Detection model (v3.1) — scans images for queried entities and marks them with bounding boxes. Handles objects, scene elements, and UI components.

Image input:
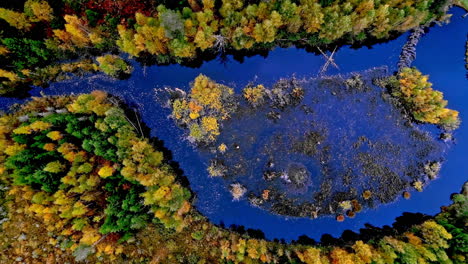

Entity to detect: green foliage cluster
[1,38,52,71]
[0,0,450,95]
[96,54,133,78]
[454,0,468,11]
[435,185,468,264]
[389,67,460,130]
[0,91,191,259]
[171,74,236,144]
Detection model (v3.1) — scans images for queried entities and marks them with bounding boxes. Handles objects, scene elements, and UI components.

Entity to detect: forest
[0,1,466,264]
[0,0,452,95]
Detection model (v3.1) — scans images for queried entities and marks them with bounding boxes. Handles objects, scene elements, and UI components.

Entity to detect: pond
[0,7,466,242]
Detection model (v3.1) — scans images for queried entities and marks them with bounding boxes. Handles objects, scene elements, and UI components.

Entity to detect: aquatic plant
[424,161,442,180]
[346,210,356,218]
[338,200,352,211]
[207,159,227,177]
[173,69,453,219]
[336,214,345,222]
[218,143,228,153]
[230,183,247,201]
[403,191,412,199]
[362,190,372,200]
[243,84,266,106]
[413,180,425,192]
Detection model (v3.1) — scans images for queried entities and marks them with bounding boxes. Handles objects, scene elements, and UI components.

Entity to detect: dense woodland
[0,1,466,263]
[387,67,460,130]
[0,0,454,95]
[0,92,466,263]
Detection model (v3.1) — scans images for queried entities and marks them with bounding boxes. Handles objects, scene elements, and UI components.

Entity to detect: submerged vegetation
[167,68,458,220]
[0,92,466,263]
[0,0,453,95]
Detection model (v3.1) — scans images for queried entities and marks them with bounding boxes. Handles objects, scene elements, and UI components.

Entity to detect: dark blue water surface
[0,8,466,242]
[186,69,448,219]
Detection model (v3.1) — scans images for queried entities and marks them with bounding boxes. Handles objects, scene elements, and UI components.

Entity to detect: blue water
[185,69,448,218]
[0,8,466,242]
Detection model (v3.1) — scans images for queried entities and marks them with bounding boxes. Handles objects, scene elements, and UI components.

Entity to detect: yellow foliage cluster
[60,59,99,73]
[54,15,105,50]
[0,69,19,83]
[67,90,112,116]
[98,165,114,178]
[13,120,52,134]
[243,84,266,105]
[396,67,460,129]
[0,0,53,31]
[24,0,53,22]
[0,46,8,55]
[201,116,220,140]
[0,8,31,30]
[47,130,62,141]
[171,74,235,143]
[191,74,230,110]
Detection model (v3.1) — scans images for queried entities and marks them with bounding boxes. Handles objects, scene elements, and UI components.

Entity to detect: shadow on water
[108,94,194,193]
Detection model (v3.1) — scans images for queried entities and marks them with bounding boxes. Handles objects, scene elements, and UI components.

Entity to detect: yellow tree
[134,13,169,55]
[319,4,352,41]
[371,4,392,38]
[352,240,375,264]
[54,15,104,50]
[299,0,324,33]
[350,0,375,35]
[0,8,31,30]
[295,247,329,264]
[329,248,355,264]
[116,25,141,57]
[24,0,53,22]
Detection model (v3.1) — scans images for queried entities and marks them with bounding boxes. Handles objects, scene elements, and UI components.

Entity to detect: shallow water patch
[166,68,452,220]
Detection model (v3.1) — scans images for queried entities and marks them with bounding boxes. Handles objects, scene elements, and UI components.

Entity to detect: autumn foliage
[0,93,466,263]
[0,0,451,95]
[393,67,460,130]
[171,74,236,144]
[0,91,191,260]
